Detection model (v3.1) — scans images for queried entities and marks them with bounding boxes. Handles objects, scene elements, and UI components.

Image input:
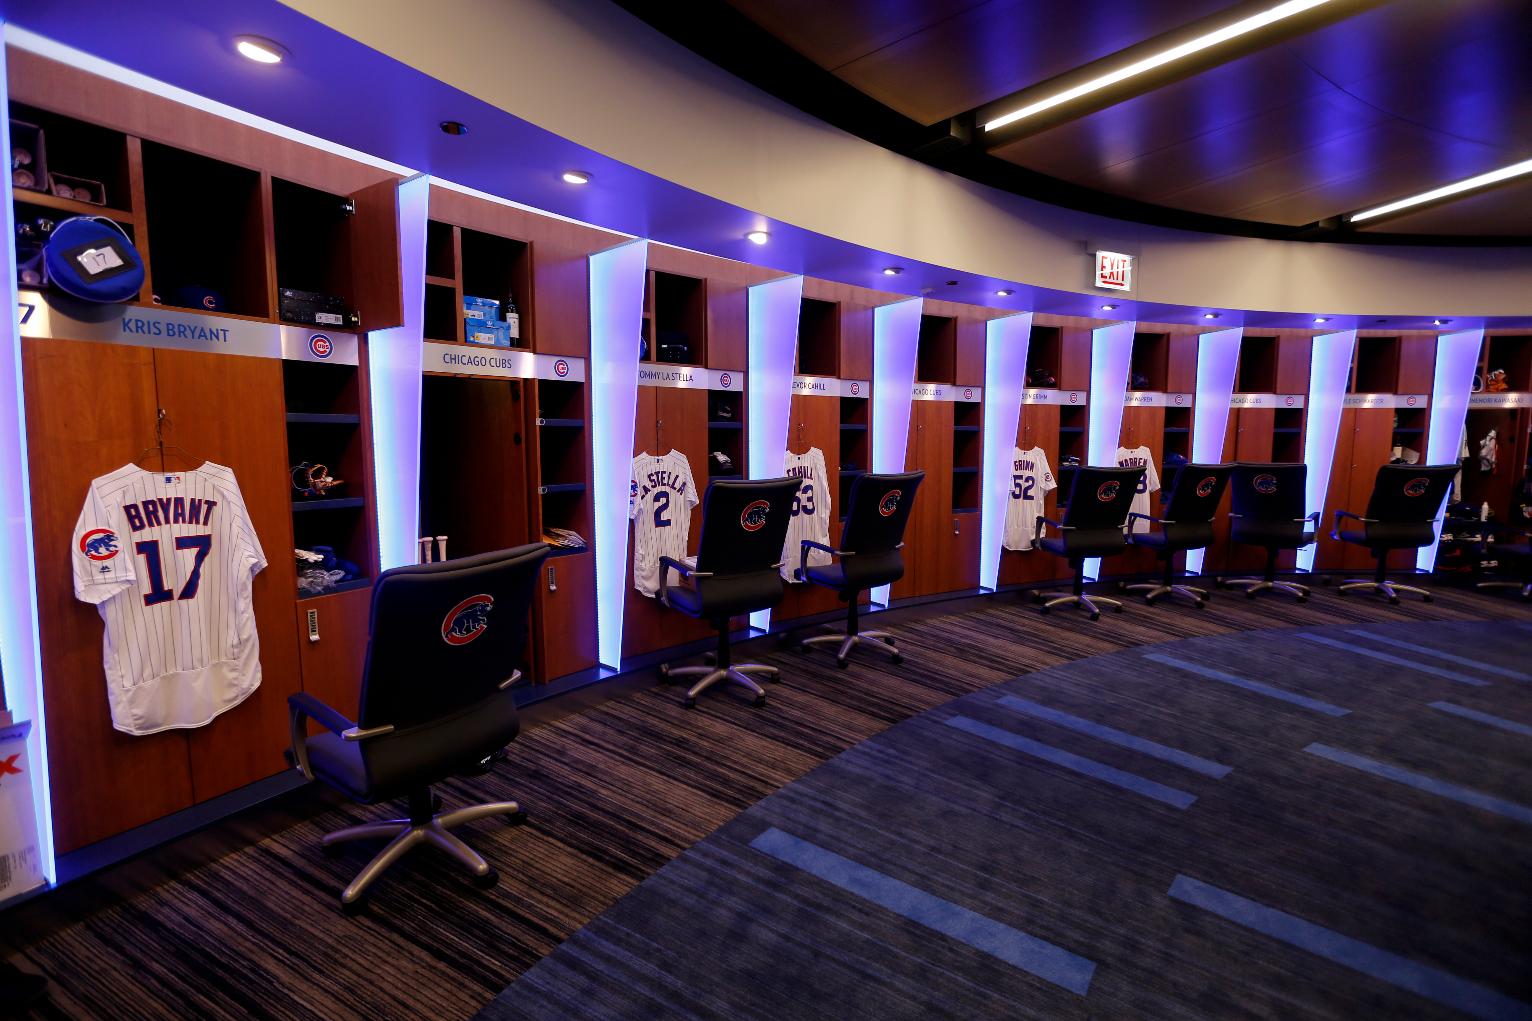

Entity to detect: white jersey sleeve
[74,480,135,605]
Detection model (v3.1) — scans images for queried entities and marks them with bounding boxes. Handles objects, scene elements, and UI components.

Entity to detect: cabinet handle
[547,565,558,593]
[306,608,320,644]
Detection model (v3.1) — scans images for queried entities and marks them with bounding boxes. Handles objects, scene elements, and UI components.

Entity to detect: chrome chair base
[801,628,902,668]
[322,798,523,911]
[1035,590,1122,620]
[1338,578,1432,605]
[1477,579,1532,600]
[1125,581,1208,607]
[659,661,777,707]
[1223,576,1309,601]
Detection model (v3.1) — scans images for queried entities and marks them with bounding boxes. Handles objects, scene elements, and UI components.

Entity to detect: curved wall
[287,0,1532,318]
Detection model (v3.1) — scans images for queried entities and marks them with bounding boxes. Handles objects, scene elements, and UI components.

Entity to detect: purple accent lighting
[1417,329,1483,572]
[1297,329,1357,572]
[870,298,922,606]
[1183,327,1242,576]
[747,274,804,631]
[980,313,1033,592]
[1084,322,1136,581]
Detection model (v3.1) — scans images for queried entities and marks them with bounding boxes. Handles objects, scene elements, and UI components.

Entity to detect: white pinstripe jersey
[781,447,831,582]
[1003,446,1056,551]
[629,451,699,597]
[73,462,267,736]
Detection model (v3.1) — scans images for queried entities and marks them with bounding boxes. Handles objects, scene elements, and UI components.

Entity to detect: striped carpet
[8,587,1532,1020]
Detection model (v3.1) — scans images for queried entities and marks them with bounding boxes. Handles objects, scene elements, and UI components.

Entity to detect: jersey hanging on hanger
[73,462,266,736]
[1003,446,1056,551]
[781,447,831,581]
[1115,445,1160,534]
[629,450,699,596]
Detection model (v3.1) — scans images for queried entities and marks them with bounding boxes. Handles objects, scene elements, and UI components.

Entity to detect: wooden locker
[1000,404,1063,587]
[294,585,372,720]
[534,550,598,681]
[776,393,845,623]
[1316,409,1359,570]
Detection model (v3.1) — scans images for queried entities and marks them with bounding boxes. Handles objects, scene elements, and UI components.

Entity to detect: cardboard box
[465,320,511,347]
[0,720,46,903]
[462,295,500,322]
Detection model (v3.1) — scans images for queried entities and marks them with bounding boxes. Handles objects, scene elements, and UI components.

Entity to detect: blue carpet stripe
[1142,652,1351,717]
[1429,701,1532,739]
[1168,874,1532,1021]
[995,695,1232,779]
[1346,629,1532,681]
[943,715,1197,809]
[749,826,1097,996]
[1304,743,1532,826]
[1298,633,1490,686]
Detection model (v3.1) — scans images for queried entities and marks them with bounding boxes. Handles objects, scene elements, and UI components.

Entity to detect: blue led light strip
[1418,329,1482,572]
[869,299,922,607]
[1083,321,1135,581]
[1183,327,1242,576]
[1296,330,1356,572]
[979,313,1032,592]
[747,275,803,632]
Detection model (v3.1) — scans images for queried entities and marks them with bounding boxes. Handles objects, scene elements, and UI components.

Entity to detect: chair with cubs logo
[657,477,800,707]
[1332,463,1459,603]
[1033,465,1145,620]
[286,542,549,913]
[1221,462,1317,600]
[1125,463,1231,607]
[798,471,924,667]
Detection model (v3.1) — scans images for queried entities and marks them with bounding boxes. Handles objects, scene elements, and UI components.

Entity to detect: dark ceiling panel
[1356,177,1532,236]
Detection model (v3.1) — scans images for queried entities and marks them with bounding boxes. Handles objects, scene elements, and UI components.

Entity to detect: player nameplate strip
[423,342,585,382]
[1467,392,1532,408]
[1229,393,1305,408]
[792,374,869,398]
[636,365,742,391]
[1123,391,1194,408]
[911,383,982,403]
[1022,389,1088,406]
[1343,393,1428,409]
[17,290,358,366]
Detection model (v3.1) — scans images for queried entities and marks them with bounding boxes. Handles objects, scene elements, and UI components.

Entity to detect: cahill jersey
[781,447,832,582]
[1115,445,1160,534]
[629,450,700,596]
[73,462,267,736]
[1003,446,1056,551]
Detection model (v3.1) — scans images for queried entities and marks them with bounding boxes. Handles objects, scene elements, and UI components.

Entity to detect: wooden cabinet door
[894,401,951,599]
[1317,409,1359,570]
[349,178,404,333]
[1347,409,1397,571]
[534,550,597,682]
[295,585,372,719]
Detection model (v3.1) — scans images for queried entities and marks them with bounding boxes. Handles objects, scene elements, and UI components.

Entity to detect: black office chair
[1125,463,1231,607]
[1222,463,1317,601]
[1477,523,1532,600]
[287,543,549,913]
[1034,465,1145,620]
[1333,463,1459,603]
[798,471,924,667]
[658,477,799,707]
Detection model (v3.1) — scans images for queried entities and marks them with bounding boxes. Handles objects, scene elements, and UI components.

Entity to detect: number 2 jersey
[1003,446,1057,551]
[73,462,267,736]
[629,450,699,597]
[781,447,832,582]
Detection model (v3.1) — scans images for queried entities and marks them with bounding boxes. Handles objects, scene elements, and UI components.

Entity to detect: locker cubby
[8,101,132,213]
[1273,407,1305,463]
[707,390,744,478]
[917,314,956,384]
[271,177,358,312]
[1163,406,1191,460]
[418,375,533,561]
[460,227,531,346]
[1484,335,1532,392]
[1352,337,1401,393]
[1026,325,1062,387]
[1130,332,1169,391]
[535,382,591,541]
[838,396,869,520]
[424,282,460,342]
[425,219,456,279]
[796,297,839,376]
[952,401,982,512]
[141,141,269,317]
[1236,335,1277,392]
[1391,407,1427,459]
[1057,405,1087,507]
[283,360,371,597]
[648,271,707,366]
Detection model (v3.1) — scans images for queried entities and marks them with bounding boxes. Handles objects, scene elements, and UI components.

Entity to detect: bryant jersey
[73,463,267,736]
[1115,445,1160,534]
[1003,446,1056,551]
[781,447,832,582]
[629,450,700,596]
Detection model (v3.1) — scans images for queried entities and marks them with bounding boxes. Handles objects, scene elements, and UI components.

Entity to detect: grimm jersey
[73,463,267,736]
[781,447,832,582]
[629,450,699,596]
[1003,446,1056,551]
[1115,445,1160,534]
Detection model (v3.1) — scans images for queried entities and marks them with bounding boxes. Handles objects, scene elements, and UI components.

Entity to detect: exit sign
[1094,250,1133,291]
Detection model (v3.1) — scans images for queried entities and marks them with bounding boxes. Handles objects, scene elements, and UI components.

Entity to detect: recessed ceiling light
[983,0,1335,132]
[1350,158,1532,223]
[1203,313,1220,319]
[882,267,903,276]
[1100,304,1117,311]
[439,121,469,136]
[745,230,770,245]
[996,289,1013,297]
[234,36,287,64]
[946,280,959,286]
[561,170,591,185]
[1313,316,1329,323]
[1432,319,1451,326]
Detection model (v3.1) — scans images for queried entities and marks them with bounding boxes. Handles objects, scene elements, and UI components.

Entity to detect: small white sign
[1343,393,1428,409]
[1123,391,1193,408]
[911,383,982,403]
[424,342,585,381]
[1467,392,1532,408]
[791,375,869,398]
[1022,389,1088,406]
[1094,250,1133,291]
[1229,393,1305,409]
[636,365,741,391]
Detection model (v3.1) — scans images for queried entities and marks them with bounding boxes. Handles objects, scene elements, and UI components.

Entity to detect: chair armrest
[498,668,523,691]
[1034,515,1070,544]
[799,539,848,583]
[1330,509,1372,540]
[1129,512,1172,527]
[287,692,357,781]
[657,555,711,606]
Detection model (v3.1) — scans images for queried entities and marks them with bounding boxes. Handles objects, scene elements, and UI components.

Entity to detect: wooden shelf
[839,422,868,432]
[953,506,979,514]
[297,576,372,600]
[707,420,743,430]
[954,424,980,434]
[952,466,980,474]
[1060,426,1085,434]
[537,417,584,429]
[1163,426,1190,434]
[539,482,586,495]
[292,497,366,512]
[425,274,456,288]
[15,188,135,223]
[287,412,361,426]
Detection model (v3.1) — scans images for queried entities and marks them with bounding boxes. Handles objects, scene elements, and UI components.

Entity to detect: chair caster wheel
[766,672,781,683]
[1246,590,1257,600]
[658,664,673,684]
[1423,595,1434,604]
[682,696,697,709]
[891,654,904,665]
[340,896,367,916]
[753,695,767,708]
[1144,596,1157,606]
[836,657,849,669]
[883,636,896,645]
[1112,604,1123,613]
[473,867,500,890]
[321,841,342,859]
[1031,592,1044,604]
[1089,611,1101,621]
[1389,596,1399,606]
[796,643,810,654]
[507,810,528,826]
[1297,595,1308,603]
[703,653,716,665]
[1202,593,1212,602]
[1194,600,1205,609]
[1039,606,1050,615]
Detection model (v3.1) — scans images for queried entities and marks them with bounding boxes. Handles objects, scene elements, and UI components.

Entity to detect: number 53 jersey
[73,462,267,736]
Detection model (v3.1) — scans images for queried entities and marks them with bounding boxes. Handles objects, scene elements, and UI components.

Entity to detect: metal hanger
[133,408,201,472]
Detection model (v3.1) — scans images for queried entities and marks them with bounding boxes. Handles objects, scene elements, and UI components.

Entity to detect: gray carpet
[479,619,1532,1020]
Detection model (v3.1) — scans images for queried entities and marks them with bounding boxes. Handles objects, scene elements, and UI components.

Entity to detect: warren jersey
[782,447,832,582]
[1003,446,1056,551]
[73,463,267,736]
[1115,445,1160,534]
[629,450,699,596]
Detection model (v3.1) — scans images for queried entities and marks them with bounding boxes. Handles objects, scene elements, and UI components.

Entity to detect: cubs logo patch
[1253,473,1279,495]
[1096,481,1120,502]
[553,358,570,378]
[442,594,494,646]
[1195,476,1218,498]
[849,382,861,396]
[879,490,902,517]
[719,371,733,389]
[740,499,771,532]
[1403,477,1430,497]
[963,387,973,400]
[308,333,333,359]
[202,294,217,310]
[80,528,120,562]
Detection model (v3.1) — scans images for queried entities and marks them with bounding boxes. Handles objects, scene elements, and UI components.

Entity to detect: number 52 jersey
[73,462,267,736]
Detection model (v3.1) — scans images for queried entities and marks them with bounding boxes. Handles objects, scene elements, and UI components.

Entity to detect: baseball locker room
[1,3,1530,1019]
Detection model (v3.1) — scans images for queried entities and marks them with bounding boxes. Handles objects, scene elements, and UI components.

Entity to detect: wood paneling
[776,393,848,623]
[893,400,955,599]
[533,551,598,682]
[1000,403,1065,587]
[531,241,594,358]
[348,178,404,334]
[293,586,372,721]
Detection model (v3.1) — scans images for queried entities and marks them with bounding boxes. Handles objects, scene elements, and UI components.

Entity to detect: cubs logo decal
[1253,473,1278,494]
[1195,476,1218,498]
[740,499,771,532]
[878,490,902,517]
[553,358,570,378]
[963,387,973,400]
[79,528,120,561]
[849,382,861,396]
[1068,392,1080,404]
[442,594,494,646]
[1403,477,1430,497]
[308,333,333,359]
[719,371,733,389]
[1285,395,1296,407]
[1406,395,1417,407]
[202,294,217,310]
[1096,481,1120,502]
